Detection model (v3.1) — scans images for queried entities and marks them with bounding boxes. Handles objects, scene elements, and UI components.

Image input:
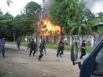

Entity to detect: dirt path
[0,44,81,77]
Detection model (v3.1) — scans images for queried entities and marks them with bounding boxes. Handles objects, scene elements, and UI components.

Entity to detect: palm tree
[70,9,98,35]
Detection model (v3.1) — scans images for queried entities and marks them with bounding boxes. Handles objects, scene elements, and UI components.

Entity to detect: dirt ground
[0,44,82,77]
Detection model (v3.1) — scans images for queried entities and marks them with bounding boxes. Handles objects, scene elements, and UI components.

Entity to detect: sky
[0,0,42,16]
[0,0,103,16]
[85,0,103,13]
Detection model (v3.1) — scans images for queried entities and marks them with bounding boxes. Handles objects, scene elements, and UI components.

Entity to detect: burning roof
[40,17,61,36]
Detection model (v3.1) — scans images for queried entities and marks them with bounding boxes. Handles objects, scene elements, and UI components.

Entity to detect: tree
[22,1,41,35]
[97,12,103,33]
[50,0,98,36]
[50,0,67,36]
[50,0,87,36]
[70,8,99,35]
[0,12,13,38]
[98,12,103,22]
[66,0,88,35]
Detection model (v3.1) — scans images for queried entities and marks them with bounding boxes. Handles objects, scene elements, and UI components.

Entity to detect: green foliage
[97,12,103,33]
[20,1,41,35]
[98,12,103,21]
[0,1,41,40]
[24,1,41,22]
[78,46,93,53]
[46,43,72,51]
[97,27,103,33]
[46,43,93,53]
[0,12,14,38]
[0,71,5,77]
[50,0,99,35]
[50,0,86,35]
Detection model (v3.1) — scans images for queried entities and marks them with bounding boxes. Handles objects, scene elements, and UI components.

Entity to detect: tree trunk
[60,27,63,40]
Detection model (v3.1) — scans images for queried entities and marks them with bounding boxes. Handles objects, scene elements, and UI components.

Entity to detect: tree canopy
[0,1,41,41]
[50,0,99,35]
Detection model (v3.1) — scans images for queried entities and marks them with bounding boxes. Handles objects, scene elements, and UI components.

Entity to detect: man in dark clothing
[0,38,5,58]
[27,38,31,50]
[16,38,21,50]
[29,39,37,56]
[38,41,44,61]
[56,39,64,57]
[80,40,86,59]
[42,39,46,56]
[2,48,5,58]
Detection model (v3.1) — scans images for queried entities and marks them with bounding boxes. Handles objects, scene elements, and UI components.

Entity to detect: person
[16,38,21,50]
[29,39,37,56]
[38,40,44,61]
[79,40,86,59]
[1,38,5,58]
[27,38,31,50]
[42,39,46,56]
[60,41,64,55]
[56,39,64,57]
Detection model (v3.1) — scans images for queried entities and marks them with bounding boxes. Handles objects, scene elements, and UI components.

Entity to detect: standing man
[27,38,31,50]
[56,38,64,57]
[16,38,21,50]
[42,39,46,56]
[29,39,37,56]
[1,38,5,58]
[79,40,86,59]
[38,40,44,61]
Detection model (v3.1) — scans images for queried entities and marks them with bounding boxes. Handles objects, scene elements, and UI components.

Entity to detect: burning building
[38,0,61,36]
[36,0,62,43]
[40,17,61,36]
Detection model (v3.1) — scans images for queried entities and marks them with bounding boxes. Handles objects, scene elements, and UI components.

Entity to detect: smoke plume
[42,0,54,18]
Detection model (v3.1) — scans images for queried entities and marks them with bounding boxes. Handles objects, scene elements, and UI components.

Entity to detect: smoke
[42,0,54,18]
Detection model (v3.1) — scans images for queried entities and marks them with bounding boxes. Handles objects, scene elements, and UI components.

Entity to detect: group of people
[26,38,65,61]
[1,36,87,60]
[26,38,46,61]
[1,36,88,60]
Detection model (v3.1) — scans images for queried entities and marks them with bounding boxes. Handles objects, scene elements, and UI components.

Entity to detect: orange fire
[40,18,61,36]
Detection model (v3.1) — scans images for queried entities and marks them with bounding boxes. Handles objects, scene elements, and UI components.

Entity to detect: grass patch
[7,41,28,47]
[77,46,93,53]
[6,41,93,53]
[46,43,71,50]
[0,71,5,77]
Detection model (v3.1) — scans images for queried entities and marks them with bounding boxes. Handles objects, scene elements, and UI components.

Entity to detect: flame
[40,18,61,36]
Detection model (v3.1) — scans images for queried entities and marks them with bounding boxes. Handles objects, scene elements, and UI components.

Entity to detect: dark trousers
[17,44,20,49]
[2,48,5,57]
[80,49,86,59]
[60,47,64,55]
[38,49,43,60]
[56,47,63,57]
[29,48,36,56]
[43,47,46,56]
